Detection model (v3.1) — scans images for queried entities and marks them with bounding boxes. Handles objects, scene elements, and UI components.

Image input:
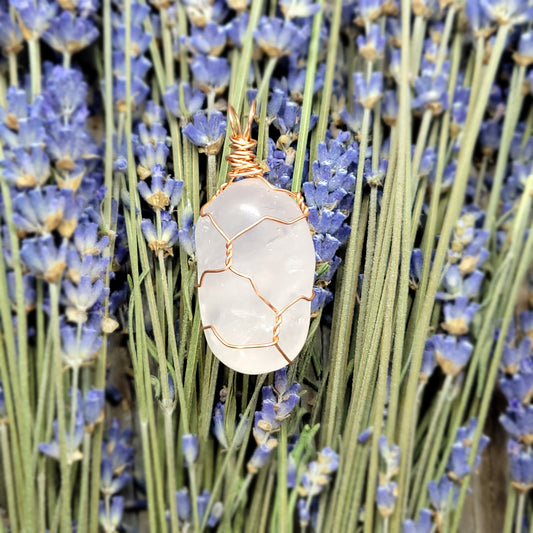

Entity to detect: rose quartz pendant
[195,177,315,374]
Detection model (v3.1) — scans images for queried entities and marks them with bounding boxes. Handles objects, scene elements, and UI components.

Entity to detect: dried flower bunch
[0,0,532,531]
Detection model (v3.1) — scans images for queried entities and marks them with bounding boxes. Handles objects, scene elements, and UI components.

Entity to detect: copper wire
[197,100,314,364]
[225,101,264,182]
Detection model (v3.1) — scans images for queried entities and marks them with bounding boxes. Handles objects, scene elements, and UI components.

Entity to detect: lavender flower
[183,434,199,466]
[163,82,205,119]
[98,496,124,531]
[178,202,196,258]
[137,165,184,210]
[254,16,310,58]
[499,404,533,445]
[191,54,231,95]
[10,0,57,39]
[298,447,339,497]
[428,475,459,514]
[20,235,68,283]
[39,412,84,464]
[403,509,434,533]
[446,419,489,482]
[174,488,223,529]
[182,111,226,154]
[141,215,180,256]
[377,482,398,518]
[247,441,278,474]
[431,334,473,377]
[508,439,533,492]
[441,297,480,336]
[42,10,99,55]
[252,368,300,446]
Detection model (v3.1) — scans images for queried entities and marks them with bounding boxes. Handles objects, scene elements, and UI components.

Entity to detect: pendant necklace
[195,102,315,374]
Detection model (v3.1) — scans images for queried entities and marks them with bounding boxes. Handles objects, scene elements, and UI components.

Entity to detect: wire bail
[225,101,264,182]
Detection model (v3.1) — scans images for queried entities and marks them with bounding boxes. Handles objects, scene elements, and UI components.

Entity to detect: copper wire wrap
[197,101,314,364]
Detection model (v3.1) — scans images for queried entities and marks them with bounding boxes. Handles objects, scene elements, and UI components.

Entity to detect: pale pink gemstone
[195,178,315,374]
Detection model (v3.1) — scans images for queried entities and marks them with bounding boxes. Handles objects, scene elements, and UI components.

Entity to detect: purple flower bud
[247,442,277,473]
[376,482,398,518]
[427,476,458,513]
[403,508,433,533]
[176,488,191,521]
[182,111,226,155]
[83,389,105,426]
[182,434,199,466]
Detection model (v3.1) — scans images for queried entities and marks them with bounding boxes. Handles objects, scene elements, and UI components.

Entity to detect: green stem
[277,425,289,533]
[76,432,92,533]
[8,52,17,88]
[0,424,19,532]
[207,153,217,200]
[451,190,533,531]
[484,64,526,236]
[291,0,323,192]
[163,410,180,533]
[409,375,453,513]
[514,491,526,533]
[313,0,342,145]
[255,56,278,160]
[50,283,71,533]
[322,107,371,446]
[503,486,516,533]
[392,23,510,530]
[188,463,201,533]
[28,38,41,97]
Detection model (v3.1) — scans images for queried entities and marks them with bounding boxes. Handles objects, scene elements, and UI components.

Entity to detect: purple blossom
[163,82,205,118]
[183,434,199,466]
[61,323,102,367]
[186,21,227,56]
[7,272,36,312]
[174,488,223,528]
[39,412,84,464]
[376,482,398,518]
[62,274,109,321]
[191,54,231,94]
[254,16,310,58]
[0,13,23,53]
[0,383,6,419]
[137,166,184,210]
[508,439,533,492]
[403,509,434,533]
[357,23,386,61]
[441,297,480,335]
[427,476,459,513]
[20,235,68,283]
[42,11,99,55]
[178,202,196,258]
[182,111,226,154]
[436,266,484,301]
[100,457,132,495]
[99,496,124,531]
[499,404,533,444]
[82,389,105,426]
[412,73,448,115]
[446,419,489,481]
[140,215,180,256]
[10,0,57,38]
[225,12,249,47]
[431,334,473,377]
[247,442,277,473]
[298,447,339,497]
[353,72,383,109]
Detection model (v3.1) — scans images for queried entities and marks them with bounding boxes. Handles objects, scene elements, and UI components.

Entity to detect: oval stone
[195,178,315,374]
